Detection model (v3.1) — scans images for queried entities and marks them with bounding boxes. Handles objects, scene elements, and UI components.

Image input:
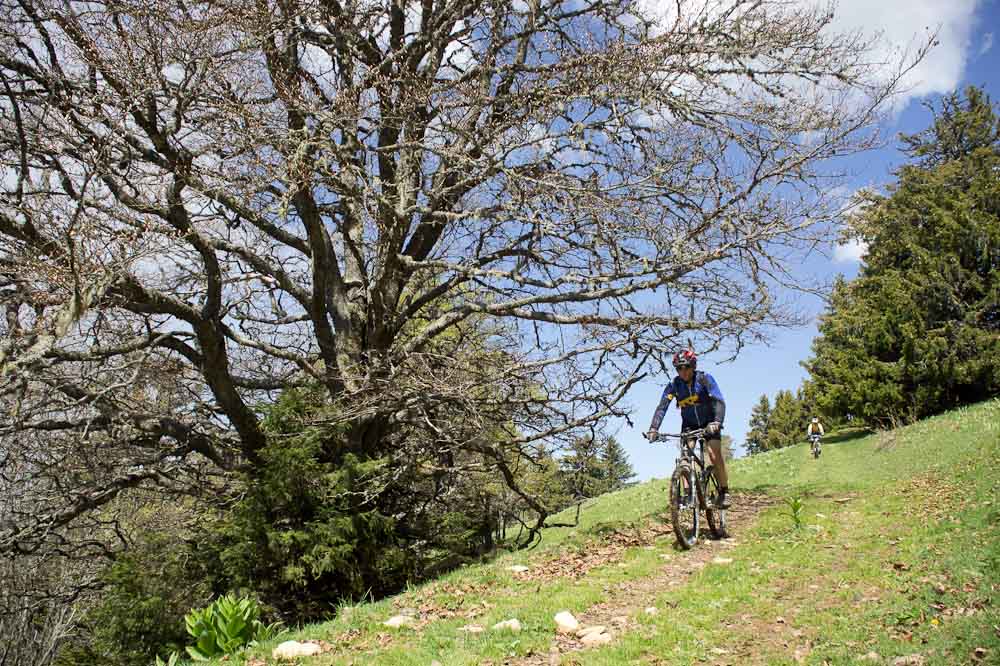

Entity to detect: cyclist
[807,416,825,456]
[644,349,730,508]
[807,416,825,439]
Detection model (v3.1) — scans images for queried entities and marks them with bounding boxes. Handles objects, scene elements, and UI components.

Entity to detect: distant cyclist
[644,349,730,508]
[807,417,825,457]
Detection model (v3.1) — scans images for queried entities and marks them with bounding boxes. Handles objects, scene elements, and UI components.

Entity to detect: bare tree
[0,0,925,564]
[0,546,89,666]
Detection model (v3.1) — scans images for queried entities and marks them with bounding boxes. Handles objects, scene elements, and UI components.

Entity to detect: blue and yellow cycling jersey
[649,372,725,432]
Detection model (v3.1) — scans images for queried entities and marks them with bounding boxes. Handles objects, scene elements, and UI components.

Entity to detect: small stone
[507,564,530,573]
[611,615,628,626]
[383,614,415,628]
[712,557,734,565]
[431,661,442,666]
[860,653,882,663]
[492,618,522,632]
[580,631,613,646]
[644,606,658,616]
[554,610,580,633]
[576,625,606,638]
[272,641,322,660]
[711,647,729,655]
[458,624,484,633]
[892,656,925,666]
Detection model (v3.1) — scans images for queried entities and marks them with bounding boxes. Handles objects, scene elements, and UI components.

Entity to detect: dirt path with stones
[508,491,777,666]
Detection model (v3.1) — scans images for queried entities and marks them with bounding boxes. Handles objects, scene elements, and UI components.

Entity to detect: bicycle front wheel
[704,468,728,539]
[670,464,699,549]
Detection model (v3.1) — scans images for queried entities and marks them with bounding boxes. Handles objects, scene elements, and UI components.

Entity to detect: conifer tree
[805,86,1000,426]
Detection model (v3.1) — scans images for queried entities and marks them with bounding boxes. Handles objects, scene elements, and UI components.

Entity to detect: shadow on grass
[822,427,873,445]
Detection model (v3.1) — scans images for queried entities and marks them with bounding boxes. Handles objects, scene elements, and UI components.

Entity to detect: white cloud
[980,32,994,55]
[834,238,868,263]
[810,0,982,107]
[631,0,983,110]
[161,63,185,85]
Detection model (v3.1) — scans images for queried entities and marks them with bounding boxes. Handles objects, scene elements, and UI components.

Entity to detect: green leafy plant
[183,595,283,661]
[783,496,805,530]
[154,653,181,666]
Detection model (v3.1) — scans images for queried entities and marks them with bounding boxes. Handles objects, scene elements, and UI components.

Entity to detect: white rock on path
[554,610,580,633]
[272,641,323,660]
[712,556,734,565]
[492,618,522,632]
[383,614,416,628]
[576,625,606,638]
[644,606,658,616]
[580,631,613,646]
[507,564,530,573]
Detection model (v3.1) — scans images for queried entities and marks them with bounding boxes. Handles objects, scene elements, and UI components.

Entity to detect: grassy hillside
[204,400,1000,665]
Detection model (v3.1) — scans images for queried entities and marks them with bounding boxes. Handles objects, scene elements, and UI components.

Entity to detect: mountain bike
[651,428,728,549]
[809,434,822,458]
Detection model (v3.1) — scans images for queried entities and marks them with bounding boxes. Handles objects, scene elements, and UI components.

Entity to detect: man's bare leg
[707,438,728,487]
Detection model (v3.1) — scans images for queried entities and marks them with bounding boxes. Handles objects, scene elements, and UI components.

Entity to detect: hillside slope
[208,400,1000,666]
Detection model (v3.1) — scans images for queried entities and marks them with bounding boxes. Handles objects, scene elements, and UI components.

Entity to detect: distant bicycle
[651,427,728,549]
[809,434,822,459]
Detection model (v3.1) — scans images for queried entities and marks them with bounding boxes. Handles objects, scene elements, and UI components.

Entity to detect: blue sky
[617,0,1000,480]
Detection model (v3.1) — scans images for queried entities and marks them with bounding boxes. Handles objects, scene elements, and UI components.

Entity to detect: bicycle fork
[675,460,697,509]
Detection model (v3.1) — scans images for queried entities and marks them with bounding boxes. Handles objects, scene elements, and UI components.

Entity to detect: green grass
[200,400,1000,665]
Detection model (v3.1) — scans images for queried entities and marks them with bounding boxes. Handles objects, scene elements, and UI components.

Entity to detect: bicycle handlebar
[649,428,707,442]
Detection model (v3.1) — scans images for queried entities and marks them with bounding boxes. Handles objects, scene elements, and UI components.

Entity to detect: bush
[55,536,211,666]
[205,389,416,620]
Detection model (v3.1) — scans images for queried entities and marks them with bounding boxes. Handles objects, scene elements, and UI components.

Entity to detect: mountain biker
[806,417,825,438]
[644,349,730,508]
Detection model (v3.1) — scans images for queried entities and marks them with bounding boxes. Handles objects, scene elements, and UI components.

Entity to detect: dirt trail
[509,492,777,666]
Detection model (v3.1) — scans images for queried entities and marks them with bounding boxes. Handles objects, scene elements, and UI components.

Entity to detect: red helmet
[672,349,697,369]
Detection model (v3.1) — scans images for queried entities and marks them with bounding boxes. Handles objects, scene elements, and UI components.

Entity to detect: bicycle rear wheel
[704,467,728,539]
[670,464,699,549]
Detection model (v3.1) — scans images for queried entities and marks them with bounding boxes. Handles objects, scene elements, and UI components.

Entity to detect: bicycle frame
[655,428,713,508]
[656,429,710,476]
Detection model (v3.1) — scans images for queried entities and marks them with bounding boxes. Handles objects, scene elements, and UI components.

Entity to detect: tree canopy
[0,1,925,656]
[744,388,807,454]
